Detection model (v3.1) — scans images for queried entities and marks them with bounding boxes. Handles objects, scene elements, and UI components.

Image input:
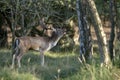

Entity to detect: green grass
[0,48,120,80]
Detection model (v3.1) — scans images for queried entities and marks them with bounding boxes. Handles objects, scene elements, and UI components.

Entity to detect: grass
[0,47,120,80]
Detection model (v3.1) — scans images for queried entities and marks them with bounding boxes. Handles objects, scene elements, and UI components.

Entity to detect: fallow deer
[11,27,66,68]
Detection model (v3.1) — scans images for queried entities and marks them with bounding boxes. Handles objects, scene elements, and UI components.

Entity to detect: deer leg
[16,51,24,68]
[11,54,16,69]
[40,50,44,66]
[17,54,23,68]
[11,48,19,69]
[17,57,21,68]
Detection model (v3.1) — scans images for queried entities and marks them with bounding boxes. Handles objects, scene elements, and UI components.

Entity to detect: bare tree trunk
[76,0,86,62]
[76,0,92,63]
[21,13,25,36]
[82,0,93,62]
[109,0,117,61]
[11,8,15,50]
[87,0,111,67]
[0,12,9,48]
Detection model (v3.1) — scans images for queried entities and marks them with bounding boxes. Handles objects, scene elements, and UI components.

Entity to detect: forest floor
[0,46,120,80]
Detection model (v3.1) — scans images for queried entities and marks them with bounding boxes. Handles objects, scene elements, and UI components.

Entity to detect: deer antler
[39,18,56,31]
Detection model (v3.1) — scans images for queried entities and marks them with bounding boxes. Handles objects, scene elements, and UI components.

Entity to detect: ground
[0,48,120,80]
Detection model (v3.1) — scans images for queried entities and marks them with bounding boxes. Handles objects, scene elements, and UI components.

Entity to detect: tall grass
[0,48,120,80]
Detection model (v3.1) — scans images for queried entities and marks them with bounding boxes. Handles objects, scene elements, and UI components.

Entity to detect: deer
[11,27,66,68]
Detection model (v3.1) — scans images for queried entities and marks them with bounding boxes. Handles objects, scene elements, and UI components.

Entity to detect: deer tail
[12,39,20,56]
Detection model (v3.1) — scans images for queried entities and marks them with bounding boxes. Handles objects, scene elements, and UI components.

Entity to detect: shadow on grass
[0,49,81,80]
[0,49,12,67]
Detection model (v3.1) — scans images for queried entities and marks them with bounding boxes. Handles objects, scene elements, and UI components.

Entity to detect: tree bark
[82,0,93,62]
[109,0,117,61]
[0,11,8,47]
[11,8,15,50]
[87,0,111,67]
[76,0,92,63]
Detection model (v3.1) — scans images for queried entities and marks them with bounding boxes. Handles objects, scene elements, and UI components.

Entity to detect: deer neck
[47,33,63,50]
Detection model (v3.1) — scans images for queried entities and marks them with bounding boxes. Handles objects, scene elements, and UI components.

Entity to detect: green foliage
[114,41,120,67]
[0,68,39,80]
[63,65,114,80]
[0,48,120,80]
[0,0,77,38]
[0,0,76,26]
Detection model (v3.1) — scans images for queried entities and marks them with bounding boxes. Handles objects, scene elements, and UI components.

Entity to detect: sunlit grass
[0,47,120,80]
[45,51,76,58]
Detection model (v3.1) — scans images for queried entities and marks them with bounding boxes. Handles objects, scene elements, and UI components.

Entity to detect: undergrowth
[0,47,120,80]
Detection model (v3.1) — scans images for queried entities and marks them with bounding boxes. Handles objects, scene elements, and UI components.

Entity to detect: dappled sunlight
[0,49,81,80]
[45,51,76,58]
[0,49,120,80]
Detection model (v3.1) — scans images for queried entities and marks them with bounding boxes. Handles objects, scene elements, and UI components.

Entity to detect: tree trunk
[11,8,15,50]
[109,0,117,61]
[87,0,111,67]
[82,0,93,62]
[0,12,8,47]
[76,0,92,63]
